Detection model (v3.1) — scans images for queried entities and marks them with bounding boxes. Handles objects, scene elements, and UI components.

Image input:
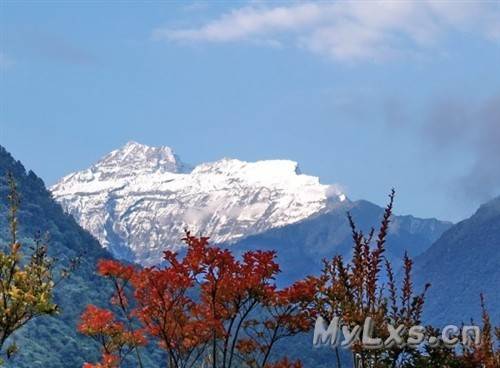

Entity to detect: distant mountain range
[51,141,449,269]
[1,143,498,367]
[51,141,346,264]
[228,199,451,284]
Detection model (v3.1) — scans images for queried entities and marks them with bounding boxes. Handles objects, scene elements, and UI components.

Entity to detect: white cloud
[154,0,500,62]
[155,3,324,42]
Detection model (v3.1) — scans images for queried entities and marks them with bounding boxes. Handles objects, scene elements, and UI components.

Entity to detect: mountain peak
[51,143,347,264]
[93,141,190,178]
[472,194,500,222]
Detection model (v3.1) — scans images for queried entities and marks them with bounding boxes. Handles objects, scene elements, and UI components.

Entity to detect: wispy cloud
[424,95,500,202]
[0,52,14,69]
[154,1,500,62]
[181,2,211,13]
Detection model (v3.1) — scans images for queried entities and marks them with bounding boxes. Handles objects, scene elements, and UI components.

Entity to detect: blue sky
[1,1,499,222]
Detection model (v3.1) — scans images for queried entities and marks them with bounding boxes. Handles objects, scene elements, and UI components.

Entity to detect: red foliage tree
[78,304,146,367]
[78,232,317,368]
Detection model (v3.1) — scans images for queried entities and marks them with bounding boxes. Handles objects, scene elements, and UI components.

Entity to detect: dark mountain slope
[229,199,451,284]
[0,146,159,367]
[414,196,500,326]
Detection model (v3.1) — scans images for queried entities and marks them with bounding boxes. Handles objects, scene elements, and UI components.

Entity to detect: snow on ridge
[94,140,190,176]
[51,142,347,265]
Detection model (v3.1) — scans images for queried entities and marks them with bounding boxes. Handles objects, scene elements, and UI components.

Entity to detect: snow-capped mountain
[51,141,346,265]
